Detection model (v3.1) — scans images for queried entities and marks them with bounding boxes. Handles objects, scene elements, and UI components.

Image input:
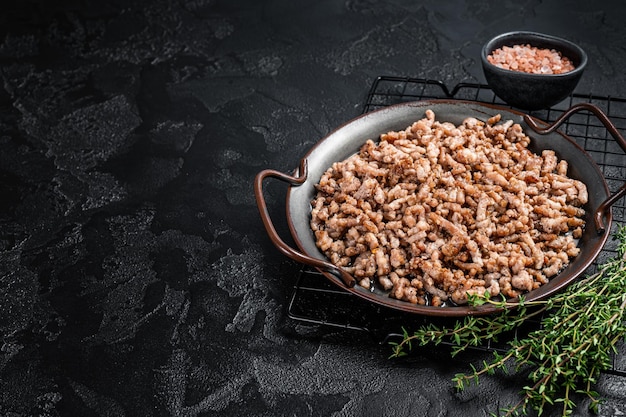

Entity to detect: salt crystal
[488,44,575,74]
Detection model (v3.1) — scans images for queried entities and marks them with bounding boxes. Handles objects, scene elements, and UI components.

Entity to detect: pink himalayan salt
[487,44,575,75]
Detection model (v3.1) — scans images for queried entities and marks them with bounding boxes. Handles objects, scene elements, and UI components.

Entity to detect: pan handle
[523,103,626,234]
[254,158,356,288]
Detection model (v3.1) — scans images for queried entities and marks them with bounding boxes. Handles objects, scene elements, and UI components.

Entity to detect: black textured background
[1,1,626,416]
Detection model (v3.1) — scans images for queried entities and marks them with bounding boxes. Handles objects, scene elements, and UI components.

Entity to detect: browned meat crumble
[310,110,586,306]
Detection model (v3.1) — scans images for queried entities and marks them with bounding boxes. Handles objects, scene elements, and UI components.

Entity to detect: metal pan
[255,100,626,316]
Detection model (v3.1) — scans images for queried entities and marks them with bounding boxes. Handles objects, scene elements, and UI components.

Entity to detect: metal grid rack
[287,77,626,376]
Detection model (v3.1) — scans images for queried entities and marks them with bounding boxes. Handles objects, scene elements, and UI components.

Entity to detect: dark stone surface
[1,1,626,416]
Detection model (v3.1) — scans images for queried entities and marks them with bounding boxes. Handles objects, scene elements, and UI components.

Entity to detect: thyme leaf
[390,224,626,416]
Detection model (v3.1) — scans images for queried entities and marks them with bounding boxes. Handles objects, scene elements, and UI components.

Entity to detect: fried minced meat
[310,110,586,306]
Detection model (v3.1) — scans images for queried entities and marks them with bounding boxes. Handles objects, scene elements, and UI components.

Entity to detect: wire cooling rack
[287,76,626,376]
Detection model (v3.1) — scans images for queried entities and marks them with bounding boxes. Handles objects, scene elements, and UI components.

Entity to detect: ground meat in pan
[310,110,587,306]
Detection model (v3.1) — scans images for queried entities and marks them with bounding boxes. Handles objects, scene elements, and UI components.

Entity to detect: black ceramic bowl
[481,31,587,110]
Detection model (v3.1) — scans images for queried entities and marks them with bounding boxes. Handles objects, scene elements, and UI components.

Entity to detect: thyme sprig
[390,224,626,416]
